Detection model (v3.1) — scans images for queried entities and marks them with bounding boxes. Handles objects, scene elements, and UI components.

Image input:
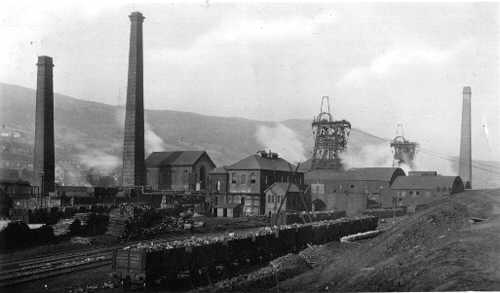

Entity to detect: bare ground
[272,189,500,292]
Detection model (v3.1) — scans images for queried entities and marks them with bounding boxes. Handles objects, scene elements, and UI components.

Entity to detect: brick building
[146,151,216,192]
[223,151,304,216]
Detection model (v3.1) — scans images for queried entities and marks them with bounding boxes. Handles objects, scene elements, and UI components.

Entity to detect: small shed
[215,202,243,218]
[264,182,310,216]
[382,175,465,208]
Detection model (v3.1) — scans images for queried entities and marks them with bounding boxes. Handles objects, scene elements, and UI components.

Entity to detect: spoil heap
[276,189,500,292]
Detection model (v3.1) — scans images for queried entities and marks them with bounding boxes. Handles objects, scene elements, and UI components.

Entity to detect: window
[250,173,256,184]
[416,191,420,195]
[350,184,355,189]
[268,195,271,203]
[216,180,221,191]
[277,196,281,203]
[231,173,237,184]
[409,191,413,195]
[241,174,246,184]
[272,195,276,203]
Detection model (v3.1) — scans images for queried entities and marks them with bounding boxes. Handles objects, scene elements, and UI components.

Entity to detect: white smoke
[114,104,167,155]
[145,122,166,155]
[256,123,306,164]
[339,143,394,170]
[77,149,121,174]
[339,142,456,176]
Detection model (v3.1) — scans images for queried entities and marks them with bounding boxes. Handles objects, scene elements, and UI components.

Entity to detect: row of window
[267,194,282,204]
[231,173,257,185]
[311,183,385,194]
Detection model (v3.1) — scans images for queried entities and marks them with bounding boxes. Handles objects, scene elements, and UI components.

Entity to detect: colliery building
[305,167,405,215]
[264,182,311,216]
[213,151,304,216]
[382,174,465,209]
[145,151,215,192]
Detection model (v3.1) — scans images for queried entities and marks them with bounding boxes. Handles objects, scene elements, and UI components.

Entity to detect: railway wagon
[112,216,378,287]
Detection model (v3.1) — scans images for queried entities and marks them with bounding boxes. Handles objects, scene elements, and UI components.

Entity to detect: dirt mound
[277,191,500,292]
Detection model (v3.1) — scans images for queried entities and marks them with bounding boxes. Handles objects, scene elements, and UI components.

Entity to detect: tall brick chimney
[122,11,146,187]
[33,56,55,195]
[459,86,472,189]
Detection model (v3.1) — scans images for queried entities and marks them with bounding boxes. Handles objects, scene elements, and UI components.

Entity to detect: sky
[1,0,499,161]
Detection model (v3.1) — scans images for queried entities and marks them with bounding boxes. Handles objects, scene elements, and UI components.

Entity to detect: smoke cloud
[145,122,166,155]
[339,142,456,176]
[256,123,306,164]
[340,143,394,170]
[77,150,121,174]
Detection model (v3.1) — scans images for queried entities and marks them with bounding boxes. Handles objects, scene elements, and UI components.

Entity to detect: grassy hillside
[1,82,499,188]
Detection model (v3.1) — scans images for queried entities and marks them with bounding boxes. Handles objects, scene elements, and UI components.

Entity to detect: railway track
[0,223,272,288]
[0,249,114,287]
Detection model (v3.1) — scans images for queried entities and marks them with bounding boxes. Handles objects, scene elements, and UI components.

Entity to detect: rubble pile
[197,245,328,292]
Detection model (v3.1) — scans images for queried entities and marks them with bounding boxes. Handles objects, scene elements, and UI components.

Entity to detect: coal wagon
[112,216,378,288]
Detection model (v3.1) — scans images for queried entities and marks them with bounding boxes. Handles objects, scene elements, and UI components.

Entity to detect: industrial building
[305,167,405,215]
[264,182,310,216]
[145,151,216,192]
[217,150,304,216]
[381,175,465,209]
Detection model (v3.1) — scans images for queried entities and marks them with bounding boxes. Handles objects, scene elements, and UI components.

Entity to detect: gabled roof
[264,182,300,194]
[305,167,405,184]
[210,166,228,174]
[227,154,297,172]
[146,151,214,167]
[391,176,464,193]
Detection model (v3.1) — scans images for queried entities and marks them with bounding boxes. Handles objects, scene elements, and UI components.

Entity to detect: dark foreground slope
[275,189,500,292]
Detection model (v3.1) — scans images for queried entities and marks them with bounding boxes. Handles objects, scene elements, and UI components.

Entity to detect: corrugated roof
[391,176,464,191]
[264,182,300,194]
[227,154,296,172]
[305,167,405,183]
[146,151,211,167]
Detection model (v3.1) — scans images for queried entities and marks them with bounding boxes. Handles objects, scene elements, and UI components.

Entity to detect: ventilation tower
[310,96,351,171]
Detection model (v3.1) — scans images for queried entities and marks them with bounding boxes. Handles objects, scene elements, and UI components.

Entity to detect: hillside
[0,82,383,168]
[274,189,500,291]
[1,82,499,188]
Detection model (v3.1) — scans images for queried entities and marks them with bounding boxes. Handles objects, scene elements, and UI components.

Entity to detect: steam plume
[145,122,166,155]
[256,123,306,164]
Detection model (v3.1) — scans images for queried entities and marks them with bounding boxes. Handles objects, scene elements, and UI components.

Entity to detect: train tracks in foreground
[0,248,114,287]
[0,223,273,288]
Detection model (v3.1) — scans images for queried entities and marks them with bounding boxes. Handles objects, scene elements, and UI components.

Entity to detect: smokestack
[33,56,55,195]
[459,86,472,189]
[122,11,146,187]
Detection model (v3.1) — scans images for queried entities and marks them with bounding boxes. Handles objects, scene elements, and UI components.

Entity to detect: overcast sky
[1,0,499,161]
